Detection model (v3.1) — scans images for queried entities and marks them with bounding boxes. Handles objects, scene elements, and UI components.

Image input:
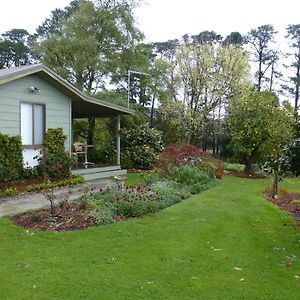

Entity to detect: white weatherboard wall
[0,74,72,167]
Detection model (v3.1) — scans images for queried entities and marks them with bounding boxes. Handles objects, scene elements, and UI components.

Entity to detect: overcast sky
[0,0,299,42]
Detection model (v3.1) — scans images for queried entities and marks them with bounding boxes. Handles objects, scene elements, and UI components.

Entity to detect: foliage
[229,89,294,173]
[25,175,84,193]
[282,24,300,112]
[158,44,250,144]
[121,124,164,170]
[0,28,32,68]
[285,138,300,176]
[40,128,73,179]
[0,187,18,197]
[156,143,203,172]
[224,163,245,173]
[155,144,223,178]
[0,133,23,182]
[197,156,225,179]
[33,0,144,145]
[168,166,216,194]
[88,208,115,225]
[245,24,278,91]
[115,188,161,217]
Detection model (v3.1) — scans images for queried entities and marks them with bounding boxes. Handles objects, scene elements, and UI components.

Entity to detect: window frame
[20,101,46,148]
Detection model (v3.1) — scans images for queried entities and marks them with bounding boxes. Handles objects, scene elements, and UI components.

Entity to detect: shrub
[156,144,204,173]
[121,124,164,170]
[114,187,161,217]
[285,138,300,176]
[0,133,23,182]
[31,213,42,222]
[224,163,244,173]
[159,194,182,209]
[89,208,115,225]
[169,166,215,194]
[25,175,84,193]
[0,187,18,197]
[197,156,224,178]
[40,128,73,179]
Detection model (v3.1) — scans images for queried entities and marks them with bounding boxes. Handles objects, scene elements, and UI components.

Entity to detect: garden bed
[0,175,84,198]
[10,166,216,232]
[265,191,300,221]
[12,203,95,232]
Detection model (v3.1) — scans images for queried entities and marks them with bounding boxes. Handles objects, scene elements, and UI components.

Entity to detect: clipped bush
[121,124,164,170]
[0,133,23,182]
[40,128,73,179]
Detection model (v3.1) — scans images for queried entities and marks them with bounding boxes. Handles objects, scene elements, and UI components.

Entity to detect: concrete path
[0,178,114,217]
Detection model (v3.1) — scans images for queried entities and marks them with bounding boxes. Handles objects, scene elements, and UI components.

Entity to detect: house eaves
[0,64,134,117]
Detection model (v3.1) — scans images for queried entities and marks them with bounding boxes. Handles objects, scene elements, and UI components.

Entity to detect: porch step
[82,169,127,181]
[72,165,121,175]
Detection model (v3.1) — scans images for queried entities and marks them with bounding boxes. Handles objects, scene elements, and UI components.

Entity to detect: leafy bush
[88,208,115,225]
[169,166,215,194]
[40,128,73,179]
[115,188,161,217]
[25,175,84,193]
[0,187,18,197]
[0,133,23,182]
[156,144,203,173]
[121,124,164,170]
[285,138,300,176]
[159,194,182,209]
[224,163,244,173]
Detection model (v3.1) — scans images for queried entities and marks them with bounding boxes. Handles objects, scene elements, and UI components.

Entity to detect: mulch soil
[265,193,300,222]
[11,203,96,232]
[11,203,127,232]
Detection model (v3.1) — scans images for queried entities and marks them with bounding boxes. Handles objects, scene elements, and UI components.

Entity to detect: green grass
[1,176,300,299]
[224,163,245,172]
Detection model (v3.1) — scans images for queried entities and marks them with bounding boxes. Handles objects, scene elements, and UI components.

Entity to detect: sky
[0,0,299,42]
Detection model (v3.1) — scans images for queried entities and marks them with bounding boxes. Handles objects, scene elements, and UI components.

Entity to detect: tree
[245,25,278,91]
[229,89,294,174]
[223,32,243,46]
[283,24,300,114]
[174,43,250,145]
[34,0,143,144]
[0,29,31,68]
[191,31,223,46]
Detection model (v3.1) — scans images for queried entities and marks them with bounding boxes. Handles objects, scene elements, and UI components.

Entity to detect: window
[21,103,45,146]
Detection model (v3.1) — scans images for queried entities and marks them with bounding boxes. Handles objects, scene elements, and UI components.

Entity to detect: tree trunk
[257,51,263,91]
[272,171,279,198]
[244,157,253,174]
[295,58,300,113]
[150,95,156,127]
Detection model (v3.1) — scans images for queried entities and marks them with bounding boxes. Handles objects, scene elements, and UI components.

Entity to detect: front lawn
[0,176,299,299]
